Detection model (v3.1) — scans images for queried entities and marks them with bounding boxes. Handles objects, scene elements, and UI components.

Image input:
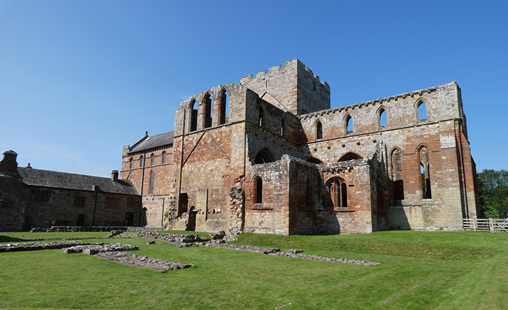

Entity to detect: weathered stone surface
[119,59,478,236]
[31,226,129,233]
[131,232,200,243]
[269,252,380,266]
[204,243,378,266]
[0,241,84,252]
[94,251,195,273]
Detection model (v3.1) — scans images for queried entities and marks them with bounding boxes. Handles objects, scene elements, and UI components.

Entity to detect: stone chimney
[111,170,119,182]
[0,150,19,173]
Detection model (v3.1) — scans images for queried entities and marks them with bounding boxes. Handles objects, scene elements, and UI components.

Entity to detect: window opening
[391,148,404,200]
[255,177,263,203]
[77,215,85,226]
[162,151,166,164]
[418,102,427,121]
[140,156,144,168]
[74,196,86,208]
[259,107,264,127]
[220,90,228,124]
[281,118,286,136]
[125,213,134,226]
[328,178,347,209]
[149,171,155,195]
[190,101,197,131]
[105,198,119,209]
[33,189,51,202]
[150,154,155,166]
[129,158,133,169]
[379,109,387,127]
[345,115,353,133]
[419,147,431,199]
[316,121,323,139]
[205,94,212,128]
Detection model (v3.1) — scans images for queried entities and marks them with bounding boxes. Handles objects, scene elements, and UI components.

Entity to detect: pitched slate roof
[128,131,174,154]
[17,168,140,195]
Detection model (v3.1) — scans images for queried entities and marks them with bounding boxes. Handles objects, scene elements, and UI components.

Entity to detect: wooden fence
[463,218,508,233]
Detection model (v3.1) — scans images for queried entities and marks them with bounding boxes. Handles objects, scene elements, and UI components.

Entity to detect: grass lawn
[0,231,507,309]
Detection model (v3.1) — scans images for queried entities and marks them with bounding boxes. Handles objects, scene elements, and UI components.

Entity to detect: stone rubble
[204,243,379,266]
[127,232,201,243]
[62,243,138,255]
[0,240,84,252]
[270,251,380,266]
[94,251,195,273]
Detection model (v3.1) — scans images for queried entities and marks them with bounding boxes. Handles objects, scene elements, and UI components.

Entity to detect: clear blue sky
[1,0,507,177]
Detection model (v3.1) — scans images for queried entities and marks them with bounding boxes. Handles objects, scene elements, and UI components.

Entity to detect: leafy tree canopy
[478,169,508,218]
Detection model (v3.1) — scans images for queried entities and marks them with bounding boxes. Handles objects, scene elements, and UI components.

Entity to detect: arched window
[391,148,404,200]
[129,158,133,169]
[150,154,155,166]
[327,177,347,209]
[189,100,197,132]
[204,94,213,128]
[254,176,263,203]
[149,171,155,195]
[338,152,362,162]
[220,90,228,125]
[281,117,286,137]
[419,146,432,199]
[345,114,353,134]
[315,120,323,139]
[379,108,387,127]
[140,156,144,168]
[162,151,167,164]
[254,148,275,164]
[417,100,427,122]
[259,107,264,127]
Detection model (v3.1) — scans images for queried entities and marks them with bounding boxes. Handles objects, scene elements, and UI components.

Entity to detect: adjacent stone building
[121,59,478,235]
[0,151,140,231]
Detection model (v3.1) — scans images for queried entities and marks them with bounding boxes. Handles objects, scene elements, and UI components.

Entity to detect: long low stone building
[0,151,141,231]
[120,59,479,235]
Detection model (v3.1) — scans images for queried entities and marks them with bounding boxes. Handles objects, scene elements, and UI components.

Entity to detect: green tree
[478,169,508,218]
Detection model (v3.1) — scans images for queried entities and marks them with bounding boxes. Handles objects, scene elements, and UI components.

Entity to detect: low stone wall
[62,243,138,254]
[206,243,280,254]
[0,241,85,252]
[270,251,379,266]
[130,232,201,243]
[94,252,195,273]
[30,226,129,232]
[205,243,379,266]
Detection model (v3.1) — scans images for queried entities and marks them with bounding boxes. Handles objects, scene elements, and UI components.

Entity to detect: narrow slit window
[316,121,323,139]
[150,154,155,166]
[254,177,263,203]
[190,101,197,131]
[149,171,155,195]
[162,151,166,164]
[419,147,432,199]
[259,107,264,127]
[220,90,228,124]
[205,94,212,128]
[140,156,144,168]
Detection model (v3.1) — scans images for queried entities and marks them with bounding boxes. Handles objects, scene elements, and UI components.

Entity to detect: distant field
[0,231,506,309]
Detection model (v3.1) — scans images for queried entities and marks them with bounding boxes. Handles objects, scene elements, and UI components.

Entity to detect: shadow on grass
[0,235,28,242]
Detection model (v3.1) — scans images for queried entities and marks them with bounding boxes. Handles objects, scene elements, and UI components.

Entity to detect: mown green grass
[0,231,507,309]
